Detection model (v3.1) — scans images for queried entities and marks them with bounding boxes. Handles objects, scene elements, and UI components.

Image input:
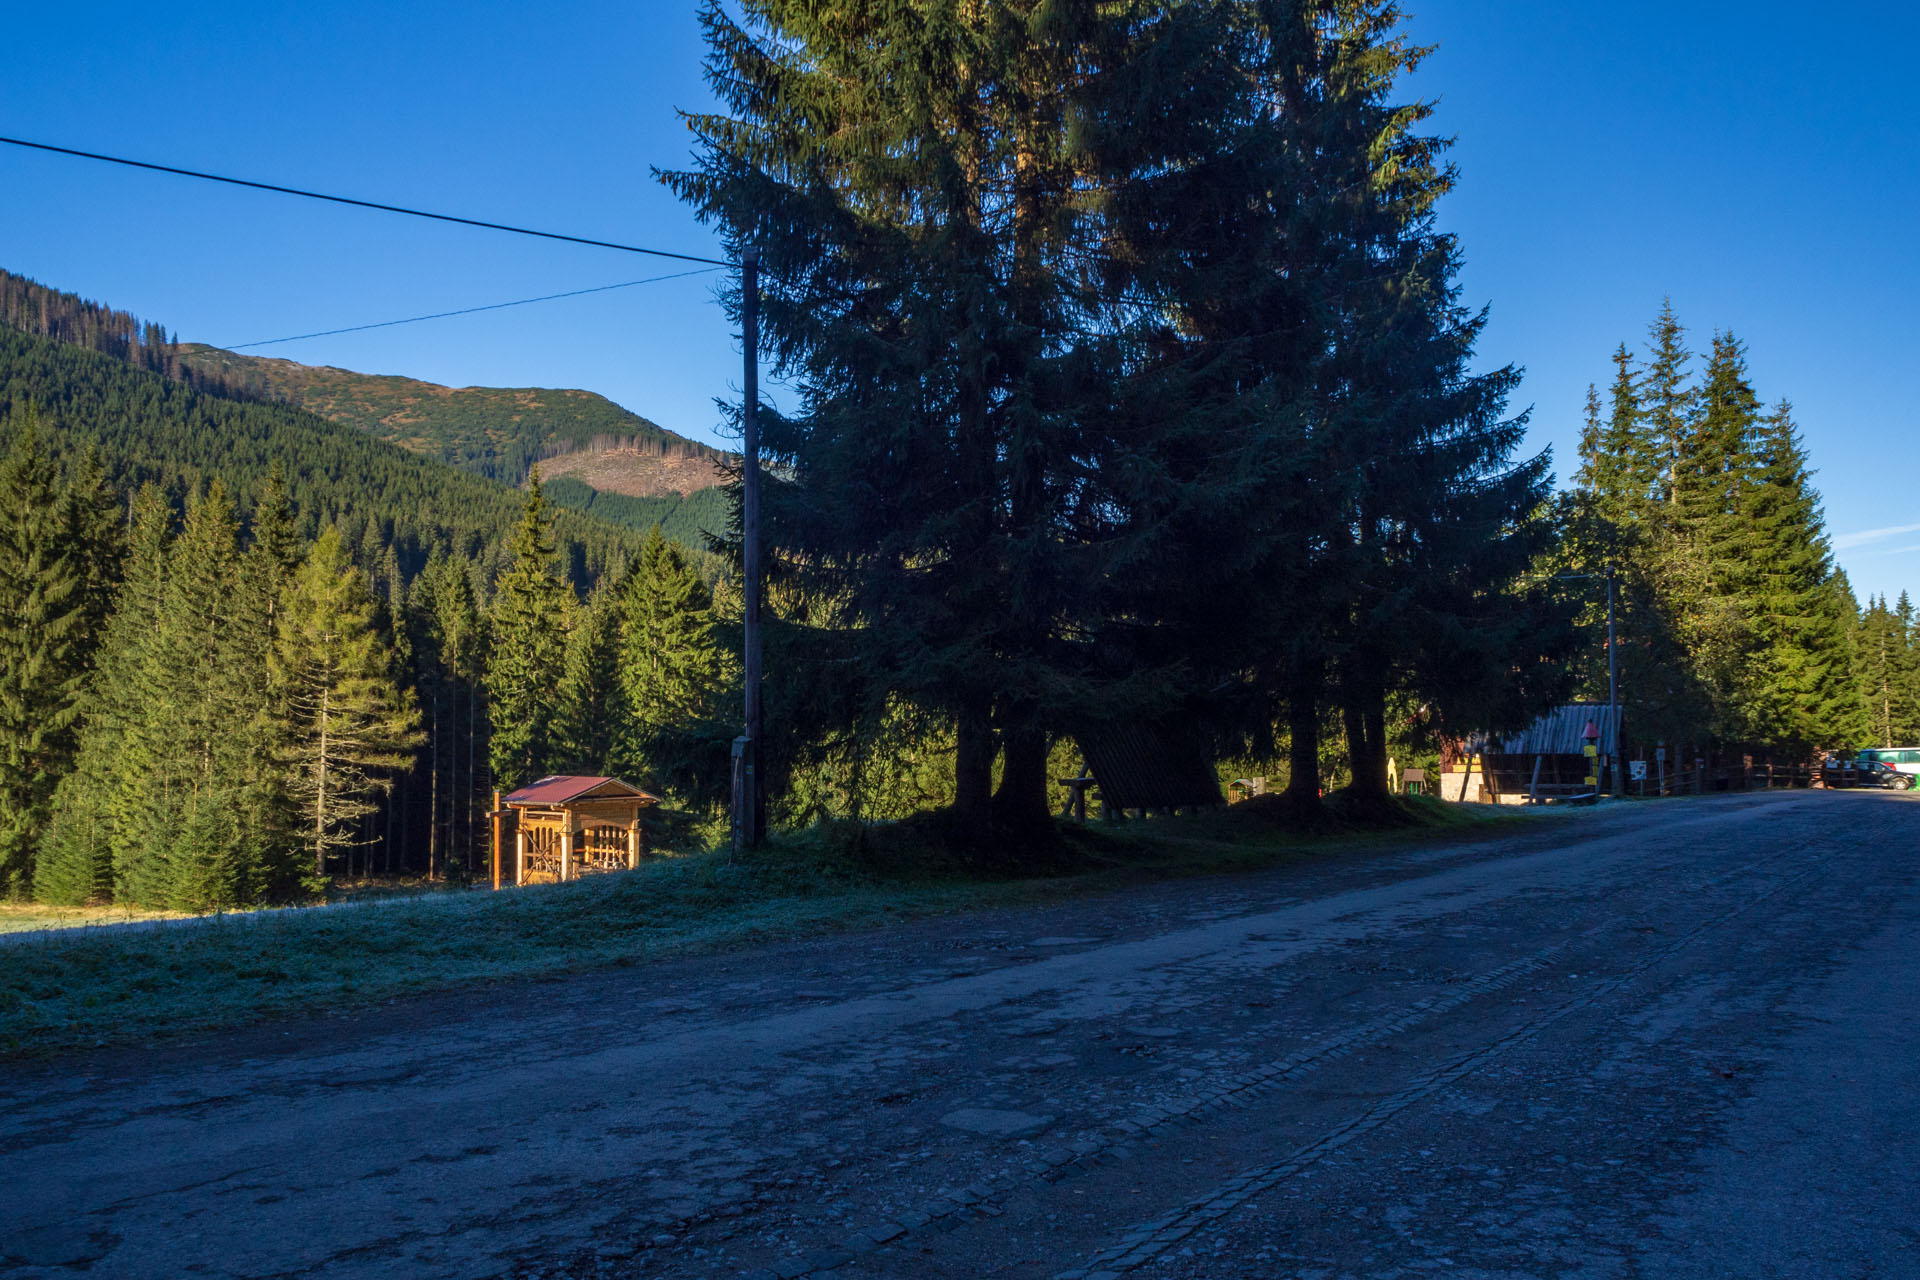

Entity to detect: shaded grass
[1,796,1541,1058]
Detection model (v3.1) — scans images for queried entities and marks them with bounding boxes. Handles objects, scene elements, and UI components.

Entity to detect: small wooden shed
[1064,721,1224,819]
[491,775,660,889]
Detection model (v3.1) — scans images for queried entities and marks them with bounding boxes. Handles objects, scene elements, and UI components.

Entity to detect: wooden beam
[491,790,502,892]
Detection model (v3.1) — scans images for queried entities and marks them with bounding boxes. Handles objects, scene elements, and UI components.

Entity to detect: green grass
[0,796,1543,1058]
[0,902,186,935]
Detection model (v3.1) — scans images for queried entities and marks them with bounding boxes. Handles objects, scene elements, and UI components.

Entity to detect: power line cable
[225,268,723,349]
[0,135,730,266]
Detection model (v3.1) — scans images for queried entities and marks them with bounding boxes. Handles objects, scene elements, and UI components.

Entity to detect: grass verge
[1,795,1541,1058]
[0,902,187,935]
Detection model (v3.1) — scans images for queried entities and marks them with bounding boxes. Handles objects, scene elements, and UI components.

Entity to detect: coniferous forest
[2,0,1911,910]
[1557,302,1885,755]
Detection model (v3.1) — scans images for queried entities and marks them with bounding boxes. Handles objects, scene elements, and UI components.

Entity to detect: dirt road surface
[4,790,1916,1278]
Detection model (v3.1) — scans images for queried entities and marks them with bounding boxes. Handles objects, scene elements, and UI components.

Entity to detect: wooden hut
[491,776,660,889]
[1065,721,1224,819]
[1439,703,1622,803]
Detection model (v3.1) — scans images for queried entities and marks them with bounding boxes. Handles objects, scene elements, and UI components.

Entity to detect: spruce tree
[273,526,422,882]
[1857,595,1899,747]
[115,484,232,907]
[667,0,1151,838]
[410,549,489,878]
[1741,400,1862,750]
[37,486,173,904]
[555,580,625,777]
[1575,344,1652,528]
[1640,300,1694,518]
[1666,331,1762,740]
[616,526,725,795]
[1894,593,1920,744]
[487,472,570,789]
[61,443,125,664]
[0,416,88,895]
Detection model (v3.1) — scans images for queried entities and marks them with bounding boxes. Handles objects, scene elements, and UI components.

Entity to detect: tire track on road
[1052,859,1825,1279]
[748,830,1814,1278]
[750,937,1589,1278]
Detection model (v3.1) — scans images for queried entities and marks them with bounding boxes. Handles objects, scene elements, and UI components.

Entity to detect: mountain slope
[0,325,639,576]
[0,266,734,550]
[173,343,728,494]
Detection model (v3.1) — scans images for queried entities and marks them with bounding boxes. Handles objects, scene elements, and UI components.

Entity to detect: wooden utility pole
[735,247,763,851]
[1607,567,1620,797]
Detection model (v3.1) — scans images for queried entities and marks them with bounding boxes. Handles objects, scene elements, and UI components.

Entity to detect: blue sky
[2,2,1914,601]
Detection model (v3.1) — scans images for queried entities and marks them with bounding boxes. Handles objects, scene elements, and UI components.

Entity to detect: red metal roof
[502,776,654,807]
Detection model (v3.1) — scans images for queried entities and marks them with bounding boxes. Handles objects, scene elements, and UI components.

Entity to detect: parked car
[1824,757,1916,790]
[1855,747,1920,783]
[1866,760,1916,790]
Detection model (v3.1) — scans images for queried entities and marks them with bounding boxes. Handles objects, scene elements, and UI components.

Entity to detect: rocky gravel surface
[3,790,1915,1279]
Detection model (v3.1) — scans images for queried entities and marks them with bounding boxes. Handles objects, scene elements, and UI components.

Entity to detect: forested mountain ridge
[170,341,728,495]
[0,323,639,579]
[0,266,732,545]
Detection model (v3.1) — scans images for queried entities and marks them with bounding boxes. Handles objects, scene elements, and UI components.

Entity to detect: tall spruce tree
[1575,344,1651,527]
[36,486,173,904]
[0,416,89,895]
[1741,400,1862,749]
[1120,0,1556,802]
[113,482,291,909]
[616,526,726,796]
[555,580,625,776]
[61,444,125,663]
[1663,331,1762,739]
[1640,301,1693,518]
[667,0,1152,839]
[273,526,422,882]
[1893,593,1920,745]
[487,472,570,790]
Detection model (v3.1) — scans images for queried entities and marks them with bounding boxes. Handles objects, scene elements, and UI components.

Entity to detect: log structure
[491,776,659,888]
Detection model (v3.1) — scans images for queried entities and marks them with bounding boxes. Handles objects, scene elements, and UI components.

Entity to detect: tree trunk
[953,695,994,844]
[1344,675,1390,805]
[314,689,330,881]
[992,722,1052,837]
[1282,653,1323,812]
[1344,679,1391,803]
[427,688,440,881]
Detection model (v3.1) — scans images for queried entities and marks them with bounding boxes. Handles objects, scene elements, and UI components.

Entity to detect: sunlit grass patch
[0,902,188,935]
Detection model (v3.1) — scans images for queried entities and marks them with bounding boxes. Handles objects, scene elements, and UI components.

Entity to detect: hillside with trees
[0,322,640,580]
[3,410,733,905]
[0,267,732,538]
[169,340,725,492]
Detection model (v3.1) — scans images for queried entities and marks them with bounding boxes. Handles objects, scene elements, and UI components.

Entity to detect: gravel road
[3,790,1915,1279]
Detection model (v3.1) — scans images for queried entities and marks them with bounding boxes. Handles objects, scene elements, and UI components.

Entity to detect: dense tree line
[666,0,1570,838]
[1856,593,1920,749]
[1562,303,1867,754]
[0,324,639,581]
[542,478,730,553]
[2,267,729,496]
[0,269,192,383]
[2,402,732,904]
